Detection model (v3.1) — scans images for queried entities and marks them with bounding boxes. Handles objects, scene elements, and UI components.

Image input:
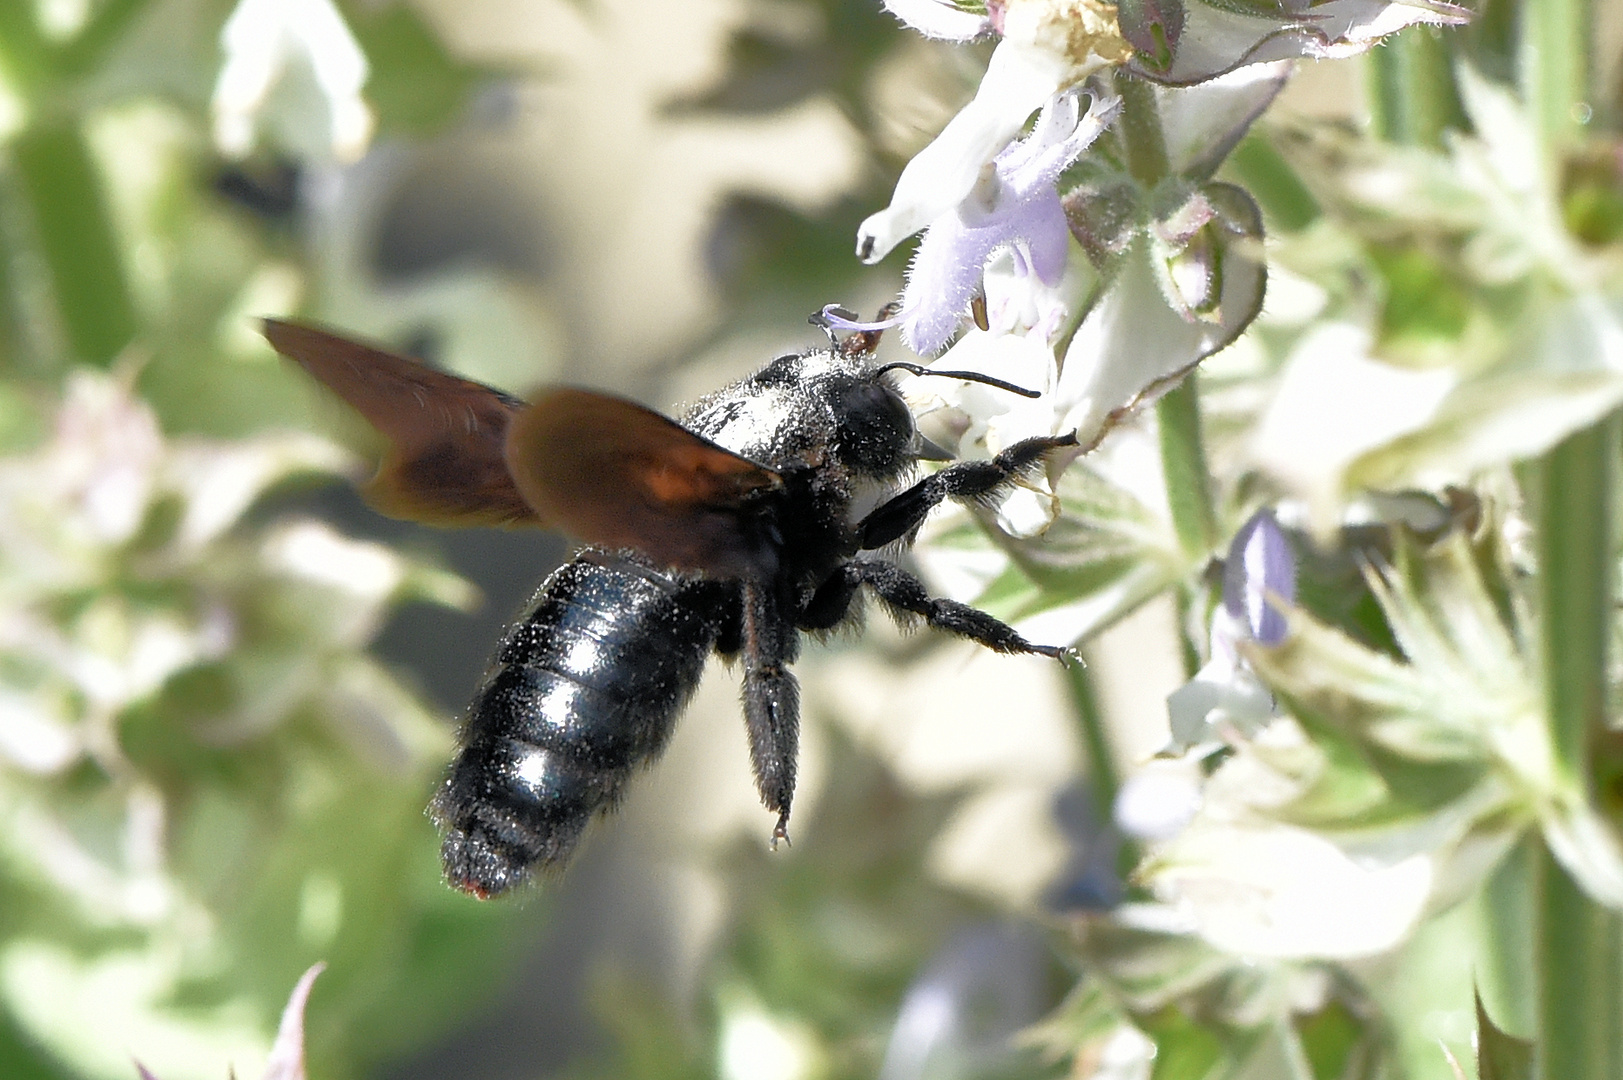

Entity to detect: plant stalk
[1156,376,1218,561]
[1519,0,1592,145]
[1532,413,1621,1080]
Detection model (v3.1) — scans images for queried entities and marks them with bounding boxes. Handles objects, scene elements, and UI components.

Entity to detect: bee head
[829,372,928,478]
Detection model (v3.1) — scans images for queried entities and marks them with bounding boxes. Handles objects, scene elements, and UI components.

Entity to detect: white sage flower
[857,0,1131,264]
[212,0,374,162]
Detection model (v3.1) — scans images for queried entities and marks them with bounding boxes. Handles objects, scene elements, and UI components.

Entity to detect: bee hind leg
[740,579,802,846]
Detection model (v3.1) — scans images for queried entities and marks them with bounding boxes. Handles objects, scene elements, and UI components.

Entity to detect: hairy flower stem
[1116,75,1169,189]
[1532,413,1621,1080]
[1116,76,1221,572]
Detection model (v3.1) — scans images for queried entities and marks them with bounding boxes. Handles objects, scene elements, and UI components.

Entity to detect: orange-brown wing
[262,319,540,527]
[505,388,784,577]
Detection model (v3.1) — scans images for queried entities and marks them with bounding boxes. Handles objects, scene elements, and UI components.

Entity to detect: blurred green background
[0,2,1106,1078]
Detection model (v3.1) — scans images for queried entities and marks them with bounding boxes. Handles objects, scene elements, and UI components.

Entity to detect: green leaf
[1143,1007,1225,1080]
[1295,999,1364,1080]
[347,4,491,137]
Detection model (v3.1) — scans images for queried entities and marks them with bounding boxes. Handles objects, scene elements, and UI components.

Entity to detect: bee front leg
[858,432,1077,550]
[849,559,1067,658]
[740,578,802,846]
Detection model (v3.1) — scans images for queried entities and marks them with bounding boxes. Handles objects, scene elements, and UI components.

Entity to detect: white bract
[212,0,374,162]
[1136,0,1470,85]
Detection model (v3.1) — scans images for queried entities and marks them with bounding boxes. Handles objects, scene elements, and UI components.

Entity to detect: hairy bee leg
[858,432,1079,550]
[740,578,802,845]
[797,568,863,631]
[848,559,1066,658]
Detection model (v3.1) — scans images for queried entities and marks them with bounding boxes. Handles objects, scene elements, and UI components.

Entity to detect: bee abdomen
[432,552,723,897]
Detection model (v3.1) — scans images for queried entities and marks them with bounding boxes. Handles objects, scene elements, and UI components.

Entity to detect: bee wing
[506,388,783,577]
[262,319,542,527]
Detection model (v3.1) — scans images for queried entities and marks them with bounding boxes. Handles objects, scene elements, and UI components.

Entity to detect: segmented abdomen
[433,551,725,897]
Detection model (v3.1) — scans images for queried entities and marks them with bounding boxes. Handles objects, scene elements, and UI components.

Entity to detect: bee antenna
[874,362,1043,399]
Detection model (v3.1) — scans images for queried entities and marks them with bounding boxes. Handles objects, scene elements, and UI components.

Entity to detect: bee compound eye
[836,382,916,472]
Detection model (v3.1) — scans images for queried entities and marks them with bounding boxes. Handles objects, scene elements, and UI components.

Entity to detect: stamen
[811,303,906,333]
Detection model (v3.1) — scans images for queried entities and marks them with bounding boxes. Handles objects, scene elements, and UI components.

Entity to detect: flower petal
[212,0,374,161]
[1146,823,1434,958]
[857,40,1077,262]
[1166,653,1274,749]
[897,92,1119,352]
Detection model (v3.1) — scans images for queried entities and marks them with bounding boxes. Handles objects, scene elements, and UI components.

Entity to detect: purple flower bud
[1222,509,1294,647]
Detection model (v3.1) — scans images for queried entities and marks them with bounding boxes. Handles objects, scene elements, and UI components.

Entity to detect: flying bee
[263,314,1075,898]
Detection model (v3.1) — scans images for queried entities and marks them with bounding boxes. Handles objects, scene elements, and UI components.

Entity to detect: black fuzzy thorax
[682,349,919,592]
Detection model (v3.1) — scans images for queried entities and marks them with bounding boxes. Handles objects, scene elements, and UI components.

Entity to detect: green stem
[1537,846,1622,1079]
[1532,413,1620,1080]
[1064,661,1140,879]
[1535,416,1614,784]
[1367,27,1469,147]
[9,120,137,366]
[1227,135,1319,233]
[1156,375,1218,560]
[1519,0,1591,146]
[1066,660,1119,825]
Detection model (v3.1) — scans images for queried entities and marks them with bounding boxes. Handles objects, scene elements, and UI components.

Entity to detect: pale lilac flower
[1165,509,1295,750]
[900,90,1120,353]
[857,0,1131,264]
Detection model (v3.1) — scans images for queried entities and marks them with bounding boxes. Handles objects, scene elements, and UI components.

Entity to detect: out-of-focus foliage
[568,731,1064,1080]
[0,3,530,1080]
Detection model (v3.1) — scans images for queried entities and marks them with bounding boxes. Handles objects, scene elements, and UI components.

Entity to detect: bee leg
[849,558,1066,658]
[858,432,1078,550]
[797,567,863,631]
[740,578,802,846]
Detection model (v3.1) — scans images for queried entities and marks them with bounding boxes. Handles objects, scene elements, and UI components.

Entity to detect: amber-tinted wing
[506,388,783,577]
[262,319,540,527]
